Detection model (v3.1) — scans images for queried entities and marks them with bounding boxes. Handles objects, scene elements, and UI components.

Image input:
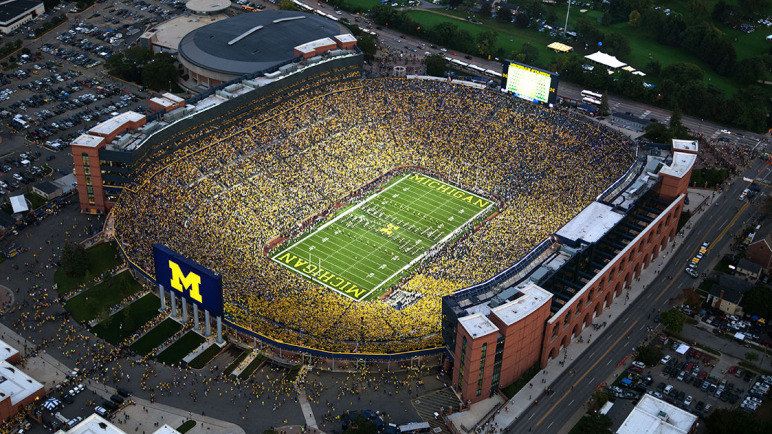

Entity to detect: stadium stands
[114,77,634,354]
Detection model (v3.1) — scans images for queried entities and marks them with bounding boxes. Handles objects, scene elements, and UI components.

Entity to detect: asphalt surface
[505,158,771,434]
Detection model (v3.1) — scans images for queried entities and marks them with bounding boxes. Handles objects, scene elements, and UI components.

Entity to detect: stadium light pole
[564,0,571,36]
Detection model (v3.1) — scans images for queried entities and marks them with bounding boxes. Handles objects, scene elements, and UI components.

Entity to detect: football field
[271,173,495,301]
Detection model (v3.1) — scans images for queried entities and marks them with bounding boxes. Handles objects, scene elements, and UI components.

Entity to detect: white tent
[584,51,627,69]
[675,343,690,355]
[9,195,28,214]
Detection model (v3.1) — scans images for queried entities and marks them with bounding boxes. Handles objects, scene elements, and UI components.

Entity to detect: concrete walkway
[474,188,718,433]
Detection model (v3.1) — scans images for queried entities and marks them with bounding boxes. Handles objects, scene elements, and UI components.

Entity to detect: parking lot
[605,333,770,429]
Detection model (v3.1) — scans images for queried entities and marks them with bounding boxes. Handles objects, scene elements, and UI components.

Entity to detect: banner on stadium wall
[153,244,224,316]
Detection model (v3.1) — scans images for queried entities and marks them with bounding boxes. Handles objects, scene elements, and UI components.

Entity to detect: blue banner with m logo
[153,244,224,316]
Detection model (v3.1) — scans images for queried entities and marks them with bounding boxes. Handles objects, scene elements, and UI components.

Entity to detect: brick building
[0,339,44,423]
[70,112,146,214]
[445,139,697,404]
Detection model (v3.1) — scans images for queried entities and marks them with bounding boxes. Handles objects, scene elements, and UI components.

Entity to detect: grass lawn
[224,348,250,375]
[91,293,160,345]
[407,9,556,65]
[157,331,205,365]
[691,168,730,188]
[26,192,48,209]
[129,318,182,356]
[237,354,266,380]
[188,343,223,369]
[64,271,144,323]
[272,173,494,301]
[176,420,196,434]
[54,242,121,296]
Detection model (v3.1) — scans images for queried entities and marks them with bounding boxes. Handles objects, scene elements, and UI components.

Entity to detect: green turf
[55,242,120,296]
[157,331,205,365]
[129,318,182,356]
[272,173,495,301]
[176,420,196,434]
[188,343,223,369]
[237,354,266,380]
[64,271,144,323]
[91,293,161,344]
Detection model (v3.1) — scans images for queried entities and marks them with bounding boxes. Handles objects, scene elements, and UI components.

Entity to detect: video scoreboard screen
[502,61,559,105]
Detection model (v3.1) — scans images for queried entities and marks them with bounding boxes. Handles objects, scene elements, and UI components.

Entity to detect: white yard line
[272,173,494,301]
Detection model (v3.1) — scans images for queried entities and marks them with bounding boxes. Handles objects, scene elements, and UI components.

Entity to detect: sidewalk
[475,188,718,433]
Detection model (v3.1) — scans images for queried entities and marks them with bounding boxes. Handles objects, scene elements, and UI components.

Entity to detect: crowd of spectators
[114,75,634,354]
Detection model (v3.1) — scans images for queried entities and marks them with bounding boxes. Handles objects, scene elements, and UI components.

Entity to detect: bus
[582,96,602,106]
[581,89,603,99]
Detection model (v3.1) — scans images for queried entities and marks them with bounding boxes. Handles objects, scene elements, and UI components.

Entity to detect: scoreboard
[502,61,559,105]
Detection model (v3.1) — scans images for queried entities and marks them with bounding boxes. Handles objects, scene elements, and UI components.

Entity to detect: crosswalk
[411,387,460,433]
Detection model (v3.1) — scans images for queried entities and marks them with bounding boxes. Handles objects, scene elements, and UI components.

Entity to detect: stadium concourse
[113,75,634,357]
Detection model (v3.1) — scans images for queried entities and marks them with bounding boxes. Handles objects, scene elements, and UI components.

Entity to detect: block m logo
[169,260,203,303]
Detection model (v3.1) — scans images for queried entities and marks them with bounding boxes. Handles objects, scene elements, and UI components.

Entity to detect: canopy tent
[9,195,28,214]
[584,51,627,69]
[675,343,690,354]
[547,42,573,53]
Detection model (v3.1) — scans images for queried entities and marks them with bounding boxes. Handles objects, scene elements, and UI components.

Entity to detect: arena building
[177,11,357,89]
[0,0,44,34]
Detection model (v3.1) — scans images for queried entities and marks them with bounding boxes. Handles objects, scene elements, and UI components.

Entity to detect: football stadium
[112,74,639,357]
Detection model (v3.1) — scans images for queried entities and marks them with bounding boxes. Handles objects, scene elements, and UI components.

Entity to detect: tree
[475,29,498,58]
[603,33,630,57]
[496,3,513,23]
[636,344,662,367]
[424,54,447,77]
[141,53,180,92]
[570,413,612,434]
[61,243,88,278]
[740,284,771,320]
[514,42,539,64]
[660,308,687,334]
[278,0,300,10]
[682,287,702,309]
[705,408,768,434]
[599,92,610,116]
[737,0,769,19]
[628,10,641,27]
[745,351,759,361]
[668,105,688,139]
[734,56,769,84]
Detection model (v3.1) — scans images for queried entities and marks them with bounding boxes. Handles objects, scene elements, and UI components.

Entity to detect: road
[300,1,768,146]
[502,158,769,433]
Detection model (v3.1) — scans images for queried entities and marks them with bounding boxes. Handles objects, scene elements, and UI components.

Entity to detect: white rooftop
[162,92,184,103]
[64,414,124,434]
[556,201,623,244]
[491,282,552,326]
[185,0,230,13]
[659,152,697,178]
[145,14,226,51]
[73,133,105,148]
[617,394,697,434]
[0,339,18,362]
[671,139,698,153]
[585,51,627,69]
[294,37,336,54]
[54,174,77,194]
[0,361,43,406]
[9,195,28,214]
[89,111,145,137]
[152,425,181,434]
[334,33,356,43]
[458,313,498,339]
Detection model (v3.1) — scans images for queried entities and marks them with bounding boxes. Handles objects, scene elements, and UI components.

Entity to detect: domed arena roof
[178,11,347,76]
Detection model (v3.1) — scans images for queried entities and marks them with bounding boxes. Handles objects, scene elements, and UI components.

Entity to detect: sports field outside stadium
[271,173,495,301]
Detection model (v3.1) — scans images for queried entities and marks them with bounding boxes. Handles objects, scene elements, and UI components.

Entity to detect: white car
[684,395,693,407]
[660,355,672,365]
[631,360,646,369]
